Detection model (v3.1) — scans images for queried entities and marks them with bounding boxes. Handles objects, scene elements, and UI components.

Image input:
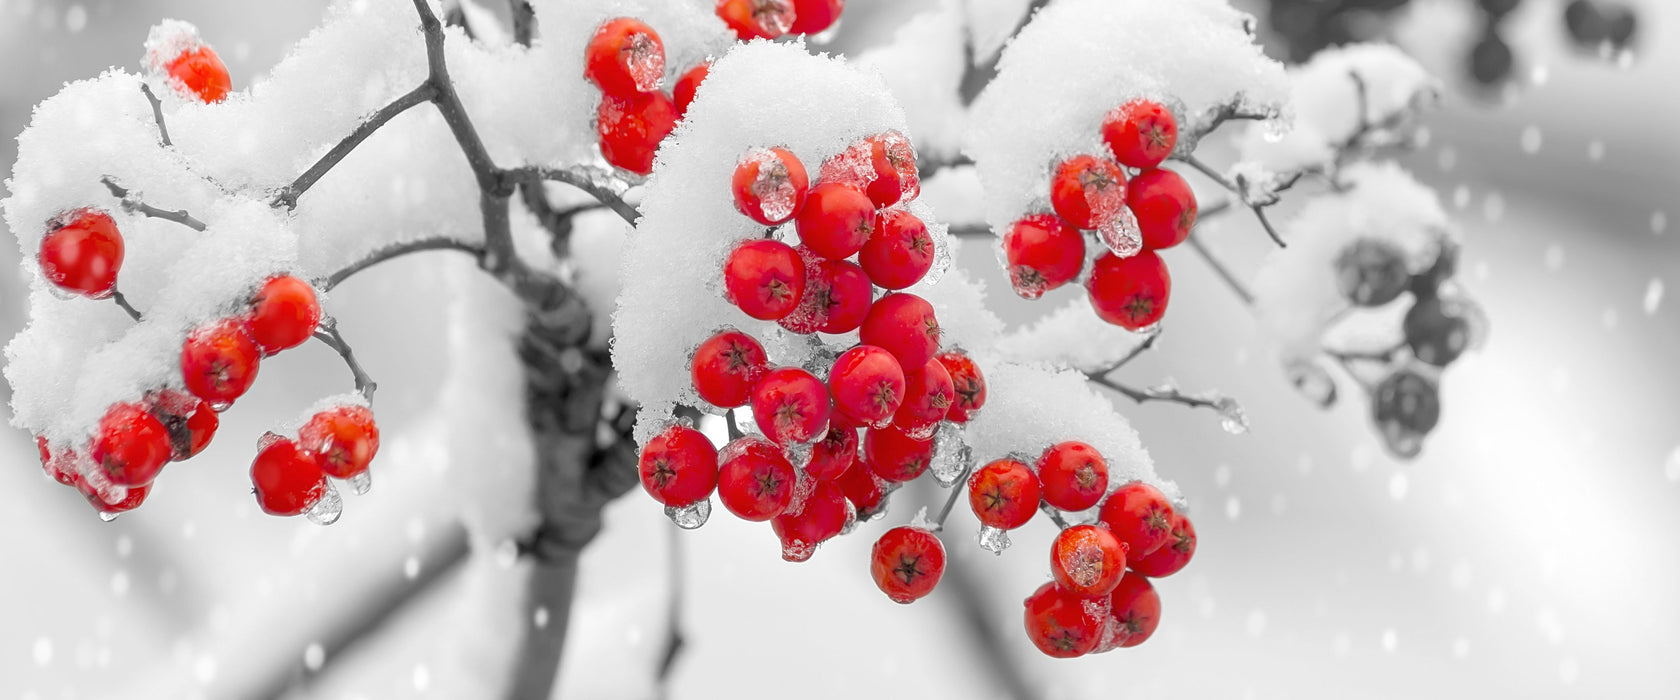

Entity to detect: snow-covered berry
[584,18,665,96]
[1102,98,1178,170]
[1003,213,1085,299]
[298,404,380,479]
[732,146,809,226]
[1050,524,1128,598]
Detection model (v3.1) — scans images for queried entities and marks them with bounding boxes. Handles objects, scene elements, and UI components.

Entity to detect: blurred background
[2,0,1678,698]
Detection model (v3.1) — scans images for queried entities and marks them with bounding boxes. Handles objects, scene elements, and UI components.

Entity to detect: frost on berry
[776,246,832,334]
[927,422,973,487]
[665,499,713,530]
[733,147,809,226]
[585,18,667,96]
[717,0,797,41]
[144,20,231,103]
[1097,206,1143,259]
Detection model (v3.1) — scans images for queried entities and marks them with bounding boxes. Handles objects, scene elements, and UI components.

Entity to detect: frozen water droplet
[783,471,817,515]
[303,643,324,672]
[929,422,973,487]
[784,441,813,472]
[1285,359,1337,408]
[1214,397,1248,435]
[977,525,1011,555]
[923,223,954,286]
[347,470,372,495]
[209,400,233,412]
[1098,206,1143,258]
[98,511,120,523]
[306,482,343,526]
[1520,126,1542,154]
[664,499,711,530]
[781,538,818,562]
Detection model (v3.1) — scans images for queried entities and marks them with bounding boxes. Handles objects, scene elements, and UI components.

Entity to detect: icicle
[664,499,712,530]
[306,481,343,526]
[977,525,1011,555]
[348,470,372,495]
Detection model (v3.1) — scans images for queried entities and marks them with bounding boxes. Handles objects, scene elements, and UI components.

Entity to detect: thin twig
[271,82,439,210]
[112,291,143,321]
[100,177,207,231]
[313,317,377,400]
[1092,326,1161,376]
[1185,232,1254,306]
[1177,153,1239,192]
[503,166,640,226]
[1249,203,1287,248]
[320,237,485,292]
[1039,502,1071,530]
[1085,372,1227,413]
[139,83,171,147]
[946,223,991,239]
[930,465,973,533]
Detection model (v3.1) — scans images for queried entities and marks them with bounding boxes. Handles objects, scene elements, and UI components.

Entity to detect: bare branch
[1185,232,1255,306]
[1092,325,1161,375]
[320,237,485,292]
[930,465,973,533]
[313,317,377,400]
[1249,203,1287,248]
[958,0,1053,105]
[1085,371,1239,421]
[100,176,207,231]
[947,223,991,239]
[725,409,745,441]
[1177,153,1239,192]
[271,82,438,210]
[503,166,640,226]
[139,83,171,147]
[112,290,143,321]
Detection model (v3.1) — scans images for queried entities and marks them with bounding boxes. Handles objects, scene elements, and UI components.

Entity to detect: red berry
[772,478,849,561]
[299,404,380,479]
[1129,168,1197,251]
[180,319,261,408]
[84,482,150,516]
[583,18,665,96]
[673,61,710,117]
[1049,155,1128,231]
[250,434,326,517]
[716,436,796,521]
[38,208,123,299]
[817,259,872,334]
[871,525,946,604]
[1023,580,1108,658]
[892,357,953,438]
[1102,98,1178,170]
[146,389,217,461]
[750,367,830,445]
[1098,481,1175,559]
[37,437,81,487]
[716,0,795,40]
[245,275,321,356]
[1036,440,1108,512]
[1130,512,1195,578]
[839,451,890,518]
[691,329,770,409]
[859,209,935,290]
[864,424,933,483]
[789,0,845,34]
[722,239,806,320]
[795,182,875,260]
[1087,250,1170,331]
[935,351,985,422]
[829,345,906,427]
[91,402,172,487]
[777,246,831,334]
[597,90,678,175]
[1103,571,1162,649]
[818,131,918,208]
[968,458,1040,530]
[733,147,809,226]
[1050,524,1128,598]
[166,45,231,103]
[638,424,719,507]
[807,418,858,481]
[1003,213,1084,299]
[859,292,940,372]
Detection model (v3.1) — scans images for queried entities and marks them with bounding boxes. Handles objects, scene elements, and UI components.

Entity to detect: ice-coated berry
[1404,296,1478,367]
[597,90,678,176]
[1105,571,1162,648]
[839,452,890,519]
[1050,524,1128,598]
[1336,238,1410,307]
[807,418,859,481]
[584,18,665,96]
[1003,213,1084,299]
[892,357,954,438]
[299,404,380,479]
[92,402,173,487]
[147,389,217,461]
[732,146,809,226]
[789,0,845,35]
[673,61,710,117]
[1023,580,1107,658]
[772,479,848,562]
[818,259,872,334]
[38,208,123,299]
[1372,368,1441,459]
[1050,155,1128,231]
[638,425,719,507]
[716,0,796,40]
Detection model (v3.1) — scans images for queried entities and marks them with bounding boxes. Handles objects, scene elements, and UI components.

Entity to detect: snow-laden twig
[502,166,640,226]
[270,82,438,210]
[320,237,486,292]
[139,83,171,147]
[99,176,207,231]
[958,0,1053,105]
[929,464,973,533]
[313,317,377,400]
[1084,370,1244,432]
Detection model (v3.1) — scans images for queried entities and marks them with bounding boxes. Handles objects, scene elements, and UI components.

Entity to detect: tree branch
[1185,231,1255,306]
[1085,371,1236,416]
[271,82,439,210]
[1092,325,1160,375]
[100,177,207,231]
[320,237,484,292]
[930,465,973,533]
[503,166,640,226]
[957,0,1053,105]
[313,317,377,400]
[139,83,171,147]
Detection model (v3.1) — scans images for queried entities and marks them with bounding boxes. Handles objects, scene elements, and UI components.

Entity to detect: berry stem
[270,81,439,210]
[320,237,486,292]
[1175,154,1289,248]
[517,184,609,258]
[112,290,143,321]
[930,464,975,533]
[725,409,746,441]
[503,166,641,226]
[138,83,171,147]
[1084,370,1238,417]
[1039,501,1072,529]
[99,176,207,232]
[1092,325,1161,375]
[313,317,377,400]
[1184,231,1256,306]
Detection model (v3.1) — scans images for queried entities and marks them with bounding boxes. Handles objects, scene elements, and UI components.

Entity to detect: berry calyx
[772,479,848,562]
[859,209,935,290]
[299,404,380,479]
[1098,482,1175,559]
[967,458,1040,530]
[716,436,796,521]
[716,0,795,40]
[795,183,875,260]
[1104,571,1162,649]
[1050,524,1128,598]
[723,239,807,321]
[180,319,262,409]
[892,357,953,439]
[1050,155,1128,231]
[92,402,173,487]
[1128,168,1197,251]
[245,275,321,356]
[673,61,710,117]
[871,525,946,604]
[638,424,720,507]
[789,0,845,35]
[1102,98,1178,170]
[864,424,934,483]
[1023,581,1108,658]
[807,418,858,481]
[38,208,123,299]
[1129,512,1195,578]
[733,147,809,226]
[829,345,906,427]
[750,366,831,445]
[1003,213,1084,299]
[1036,440,1109,512]
[584,18,665,96]
[250,434,327,517]
[859,292,941,372]
[597,89,678,176]
[691,329,770,409]
[165,45,232,103]
[1087,250,1171,331]
[817,259,872,334]
[935,351,986,423]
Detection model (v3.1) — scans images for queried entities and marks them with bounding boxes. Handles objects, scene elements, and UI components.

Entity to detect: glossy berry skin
[584,18,665,96]
[1087,250,1171,331]
[1404,296,1475,366]
[935,351,986,422]
[1102,98,1178,170]
[733,147,809,226]
[250,434,327,517]
[864,424,933,483]
[1372,369,1441,459]
[691,329,770,408]
[638,425,718,507]
[1036,440,1109,512]
[716,436,796,521]
[892,357,953,439]
[795,183,875,260]
[968,458,1040,530]
[1098,482,1175,560]
[166,45,232,103]
[299,405,380,479]
[860,209,935,290]
[789,0,845,34]
[723,239,806,320]
[1128,168,1197,251]
[1050,155,1128,231]
[1106,571,1162,648]
[38,209,123,299]
[829,345,906,427]
[871,526,946,604]
[245,275,321,356]
[1050,524,1128,598]
[750,367,831,445]
[818,131,918,208]
[673,61,710,117]
[807,419,858,481]
[716,0,795,40]
[838,452,890,518]
[1023,581,1108,658]
[859,293,940,372]
[597,90,678,176]
[818,259,872,334]
[772,479,848,562]
[84,482,150,516]
[180,319,261,408]
[1336,238,1410,307]
[92,402,173,487]
[1003,213,1084,299]
[1409,240,1459,297]
[1130,512,1195,578]
[147,390,218,461]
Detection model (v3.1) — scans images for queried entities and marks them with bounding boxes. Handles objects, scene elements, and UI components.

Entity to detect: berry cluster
[1003,98,1196,332]
[714,0,844,42]
[251,402,380,522]
[145,23,232,104]
[585,18,683,175]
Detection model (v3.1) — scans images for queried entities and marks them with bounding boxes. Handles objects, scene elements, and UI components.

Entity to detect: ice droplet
[740,148,802,223]
[98,511,120,523]
[1214,397,1249,435]
[929,422,973,487]
[1098,206,1143,258]
[664,499,711,530]
[977,525,1011,555]
[306,482,343,526]
[347,470,372,495]
[923,222,954,286]
[785,441,814,472]
[781,538,818,562]
[1285,359,1337,408]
